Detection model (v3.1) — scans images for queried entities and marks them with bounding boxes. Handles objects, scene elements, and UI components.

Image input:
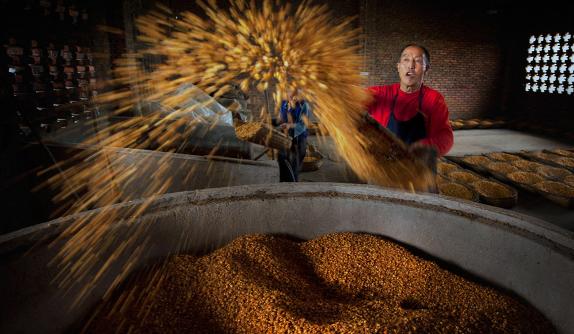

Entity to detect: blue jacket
[280,100,310,138]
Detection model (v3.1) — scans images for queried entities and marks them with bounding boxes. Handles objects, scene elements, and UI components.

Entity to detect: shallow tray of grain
[437,161,461,175]
[478,119,494,129]
[486,152,521,162]
[436,174,449,186]
[438,182,480,203]
[491,119,507,128]
[470,179,518,209]
[447,155,493,175]
[485,161,519,177]
[544,148,574,158]
[450,120,464,130]
[503,171,545,193]
[517,151,574,173]
[564,175,574,188]
[532,181,574,209]
[234,121,292,150]
[510,159,546,172]
[463,119,480,129]
[446,170,483,185]
[536,165,572,181]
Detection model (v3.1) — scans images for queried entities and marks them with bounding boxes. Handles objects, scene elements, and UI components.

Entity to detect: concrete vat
[1,183,573,333]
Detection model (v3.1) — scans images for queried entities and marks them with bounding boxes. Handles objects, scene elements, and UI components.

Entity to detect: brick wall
[361,0,505,120]
[113,0,510,121]
[243,0,506,120]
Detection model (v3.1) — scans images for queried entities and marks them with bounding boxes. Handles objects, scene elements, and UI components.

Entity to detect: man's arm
[292,101,310,137]
[418,94,453,156]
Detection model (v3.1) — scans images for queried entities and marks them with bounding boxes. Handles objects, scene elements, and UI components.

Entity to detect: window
[525,33,574,95]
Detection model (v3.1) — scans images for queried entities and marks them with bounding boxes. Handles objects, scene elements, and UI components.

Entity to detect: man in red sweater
[367,44,453,162]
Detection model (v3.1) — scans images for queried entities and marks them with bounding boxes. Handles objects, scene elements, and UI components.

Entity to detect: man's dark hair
[399,44,431,69]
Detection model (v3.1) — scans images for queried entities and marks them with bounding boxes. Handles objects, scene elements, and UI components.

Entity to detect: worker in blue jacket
[278,89,310,182]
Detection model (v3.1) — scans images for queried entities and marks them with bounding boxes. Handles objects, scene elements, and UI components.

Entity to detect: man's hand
[280,123,293,130]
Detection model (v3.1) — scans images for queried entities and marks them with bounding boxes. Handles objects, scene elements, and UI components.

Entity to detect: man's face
[397,46,428,90]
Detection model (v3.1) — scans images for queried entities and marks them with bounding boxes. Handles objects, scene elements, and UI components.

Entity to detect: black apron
[387,86,426,145]
[387,85,438,185]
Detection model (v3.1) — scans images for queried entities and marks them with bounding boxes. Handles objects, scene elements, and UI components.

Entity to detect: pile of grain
[436,175,448,185]
[472,180,514,199]
[534,181,574,197]
[462,155,491,166]
[487,152,520,162]
[479,120,494,128]
[507,172,544,185]
[234,121,265,140]
[532,151,562,162]
[538,166,572,179]
[234,121,291,150]
[564,175,574,188]
[511,159,544,171]
[550,149,574,158]
[448,171,481,184]
[84,233,553,334]
[556,157,574,168]
[438,183,475,201]
[464,119,480,128]
[486,162,518,175]
[437,162,459,175]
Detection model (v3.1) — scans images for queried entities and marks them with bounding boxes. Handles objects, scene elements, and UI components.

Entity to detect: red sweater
[367,83,453,156]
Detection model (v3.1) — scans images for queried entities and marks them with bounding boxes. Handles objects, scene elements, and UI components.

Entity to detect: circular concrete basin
[1,183,573,333]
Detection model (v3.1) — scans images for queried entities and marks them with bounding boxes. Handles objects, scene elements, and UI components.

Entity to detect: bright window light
[525,32,573,95]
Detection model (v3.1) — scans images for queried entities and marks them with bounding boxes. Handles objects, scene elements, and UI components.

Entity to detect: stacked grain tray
[444,155,519,208]
[510,149,574,208]
[436,160,480,203]
[436,159,517,208]
[450,152,574,209]
[449,118,506,131]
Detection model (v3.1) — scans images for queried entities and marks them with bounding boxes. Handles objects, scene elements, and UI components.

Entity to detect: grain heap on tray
[507,171,544,185]
[487,152,520,162]
[534,181,574,197]
[448,171,481,184]
[479,119,494,128]
[550,149,574,158]
[472,180,514,199]
[462,155,491,166]
[486,162,518,175]
[555,157,574,168]
[437,162,459,175]
[510,159,544,171]
[531,151,563,162]
[436,175,448,185]
[538,165,572,179]
[464,119,480,128]
[438,183,475,201]
[564,175,574,187]
[83,233,554,334]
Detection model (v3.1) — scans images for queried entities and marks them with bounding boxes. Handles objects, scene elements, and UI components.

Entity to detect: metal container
[1,183,573,333]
